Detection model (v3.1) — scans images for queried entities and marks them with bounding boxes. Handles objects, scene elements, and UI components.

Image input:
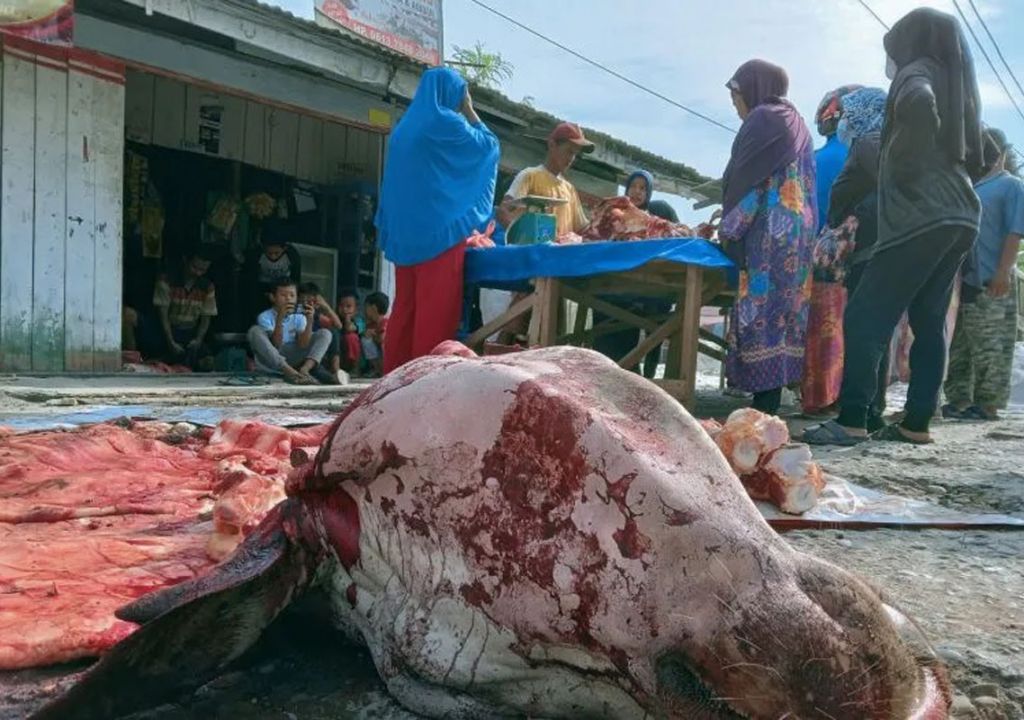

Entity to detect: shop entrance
[120,68,384,371]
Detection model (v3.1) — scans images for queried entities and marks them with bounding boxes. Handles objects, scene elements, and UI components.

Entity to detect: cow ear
[116,500,297,625]
[30,500,314,720]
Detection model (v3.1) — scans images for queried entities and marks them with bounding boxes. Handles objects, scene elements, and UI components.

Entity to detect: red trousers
[383,242,465,374]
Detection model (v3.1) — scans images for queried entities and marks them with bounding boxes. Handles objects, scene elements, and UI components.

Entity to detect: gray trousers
[247,325,333,374]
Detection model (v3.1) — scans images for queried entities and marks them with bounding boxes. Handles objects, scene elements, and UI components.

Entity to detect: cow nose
[881,601,952,720]
[882,601,938,662]
[675,554,927,720]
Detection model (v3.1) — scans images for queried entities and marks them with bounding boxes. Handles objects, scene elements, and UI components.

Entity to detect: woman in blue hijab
[595,169,679,378]
[624,169,680,222]
[376,67,500,372]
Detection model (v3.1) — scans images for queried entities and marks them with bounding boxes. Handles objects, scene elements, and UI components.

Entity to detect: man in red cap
[498,121,595,238]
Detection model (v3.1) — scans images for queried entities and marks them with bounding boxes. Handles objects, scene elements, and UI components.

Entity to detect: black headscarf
[722,60,811,215]
[882,7,983,177]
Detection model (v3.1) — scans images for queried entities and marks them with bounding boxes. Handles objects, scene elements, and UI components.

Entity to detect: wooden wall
[124,70,382,185]
[0,36,125,372]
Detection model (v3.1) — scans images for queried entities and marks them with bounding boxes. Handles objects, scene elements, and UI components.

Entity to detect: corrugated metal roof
[470,86,714,196]
[234,3,713,195]
[130,0,715,198]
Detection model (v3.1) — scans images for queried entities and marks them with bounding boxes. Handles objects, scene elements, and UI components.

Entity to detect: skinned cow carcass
[579,196,694,241]
[30,346,949,720]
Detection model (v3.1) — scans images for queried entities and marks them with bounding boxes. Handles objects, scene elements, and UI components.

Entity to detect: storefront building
[0,0,709,373]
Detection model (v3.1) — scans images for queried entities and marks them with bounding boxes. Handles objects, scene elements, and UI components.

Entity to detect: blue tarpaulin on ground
[464,238,736,287]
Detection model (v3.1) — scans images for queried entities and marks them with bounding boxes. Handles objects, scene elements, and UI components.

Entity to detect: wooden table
[464,257,731,409]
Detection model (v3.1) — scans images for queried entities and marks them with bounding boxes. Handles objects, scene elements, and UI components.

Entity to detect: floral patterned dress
[720,149,816,394]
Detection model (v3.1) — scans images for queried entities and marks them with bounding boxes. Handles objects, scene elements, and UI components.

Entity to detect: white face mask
[885,55,898,80]
[837,116,853,148]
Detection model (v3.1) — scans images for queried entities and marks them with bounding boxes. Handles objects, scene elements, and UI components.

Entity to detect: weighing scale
[505,195,568,245]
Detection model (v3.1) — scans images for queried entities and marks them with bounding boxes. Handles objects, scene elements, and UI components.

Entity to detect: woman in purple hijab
[719,59,816,415]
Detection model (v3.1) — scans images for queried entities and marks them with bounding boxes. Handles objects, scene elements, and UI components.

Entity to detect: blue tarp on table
[464,238,737,290]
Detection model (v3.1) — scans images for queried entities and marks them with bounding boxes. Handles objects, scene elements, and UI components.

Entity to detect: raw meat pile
[464,220,497,249]
[0,418,331,670]
[701,408,825,514]
[577,196,694,242]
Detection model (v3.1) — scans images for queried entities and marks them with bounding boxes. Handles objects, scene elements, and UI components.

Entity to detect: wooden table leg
[464,292,536,349]
[675,264,703,410]
[572,297,589,346]
[529,277,561,346]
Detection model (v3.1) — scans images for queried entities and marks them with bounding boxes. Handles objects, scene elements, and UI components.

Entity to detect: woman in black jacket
[825,87,889,429]
[806,8,983,446]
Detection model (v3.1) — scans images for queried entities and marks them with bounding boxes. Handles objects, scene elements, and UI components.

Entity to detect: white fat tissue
[706,409,825,515]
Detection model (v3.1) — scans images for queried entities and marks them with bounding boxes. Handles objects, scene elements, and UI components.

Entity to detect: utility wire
[854,0,889,30]
[854,0,1024,127]
[951,0,1024,125]
[465,0,737,135]
[966,0,1024,104]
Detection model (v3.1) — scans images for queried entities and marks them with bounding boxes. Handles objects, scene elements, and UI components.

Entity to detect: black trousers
[752,388,782,415]
[844,262,889,421]
[837,227,974,433]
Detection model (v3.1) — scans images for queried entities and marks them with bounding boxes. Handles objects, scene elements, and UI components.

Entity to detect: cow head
[319,345,949,720]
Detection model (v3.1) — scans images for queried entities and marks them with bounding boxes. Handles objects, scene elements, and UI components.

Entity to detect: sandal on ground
[802,420,868,447]
[963,405,998,421]
[866,414,888,434]
[870,423,934,445]
[942,403,969,420]
[310,366,349,386]
[801,407,838,420]
[284,372,319,386]
[219,374,270,387]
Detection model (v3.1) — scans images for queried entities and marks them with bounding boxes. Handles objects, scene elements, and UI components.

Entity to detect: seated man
[361,291,391,377]
[247,279,342,385]
[150,252,217,370]
[496,122,594,343]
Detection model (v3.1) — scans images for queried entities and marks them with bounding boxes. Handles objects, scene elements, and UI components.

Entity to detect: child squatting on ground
[247,278,345,385]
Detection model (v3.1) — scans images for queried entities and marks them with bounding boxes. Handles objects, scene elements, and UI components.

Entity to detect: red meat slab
[0,419,332,670]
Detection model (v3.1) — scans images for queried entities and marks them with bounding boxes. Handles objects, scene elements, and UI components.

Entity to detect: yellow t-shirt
[506,166,588,236]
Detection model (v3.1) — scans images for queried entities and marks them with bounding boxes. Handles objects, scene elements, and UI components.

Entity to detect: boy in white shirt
[247,279,341,385]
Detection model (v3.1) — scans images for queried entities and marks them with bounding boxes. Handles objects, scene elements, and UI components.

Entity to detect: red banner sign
[316,0,442,66]
[0,0,73,45]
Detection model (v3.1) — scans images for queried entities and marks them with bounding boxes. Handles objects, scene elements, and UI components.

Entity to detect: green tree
[450,42,514,89]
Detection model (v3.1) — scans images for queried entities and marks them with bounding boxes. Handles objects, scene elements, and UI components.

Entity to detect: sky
[269,0,1024,223]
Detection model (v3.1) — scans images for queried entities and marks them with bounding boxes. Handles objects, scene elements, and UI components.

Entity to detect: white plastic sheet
[760,475,1024,530]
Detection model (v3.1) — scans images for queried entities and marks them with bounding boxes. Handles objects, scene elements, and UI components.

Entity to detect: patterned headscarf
[837,87,888,147]
[814,84,863,137]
